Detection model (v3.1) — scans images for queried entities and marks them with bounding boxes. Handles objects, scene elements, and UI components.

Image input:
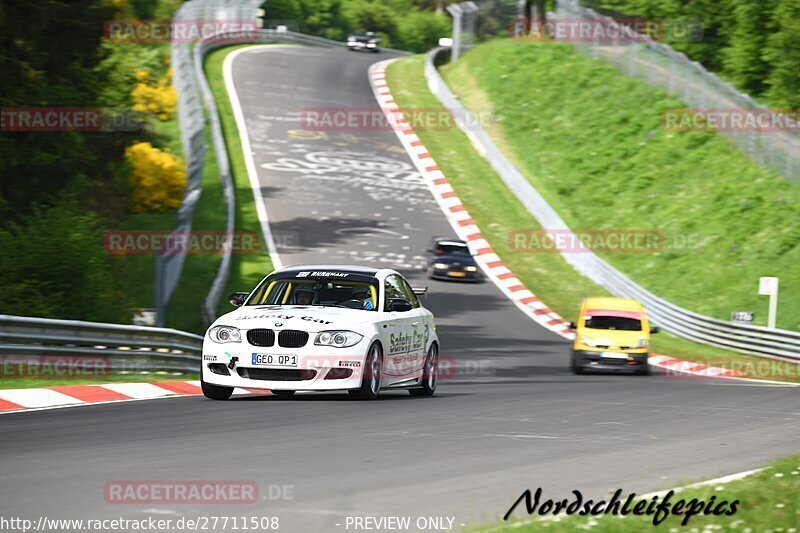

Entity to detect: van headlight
[634,339,649,348]
[208,325,241,343]
[315,330,363,348]
[433,262,448,269]
[465,266,478,271]
[580,336,598,347]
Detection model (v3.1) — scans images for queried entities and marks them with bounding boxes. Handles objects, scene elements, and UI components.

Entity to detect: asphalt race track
[1,46,798,532]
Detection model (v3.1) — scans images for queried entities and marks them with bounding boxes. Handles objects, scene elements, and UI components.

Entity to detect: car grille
[278,330,309,348]
[238,368,316,381]
[247,329,275,347]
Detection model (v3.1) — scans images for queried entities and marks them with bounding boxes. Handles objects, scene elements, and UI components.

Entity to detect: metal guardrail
[554,0,799,182]
[424,47,800,363]
[156,0,263,327]
[0,315,203,372]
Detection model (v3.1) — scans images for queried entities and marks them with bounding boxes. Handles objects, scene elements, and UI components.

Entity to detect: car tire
[272,390,296,398]
[349,342,382,400]
[571,352,584,375]
[201,378,234,400]
[638,361,651,375]
[410,343,438,397]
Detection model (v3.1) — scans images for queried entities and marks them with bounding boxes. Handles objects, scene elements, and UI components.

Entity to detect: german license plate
[251,354,298,367]
[600,352,628,359]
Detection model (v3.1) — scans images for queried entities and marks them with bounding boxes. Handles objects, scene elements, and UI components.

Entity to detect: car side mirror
[389,299,413,312]
[568,322,577,330]
[650,326,660,334]
[228,292,248,307]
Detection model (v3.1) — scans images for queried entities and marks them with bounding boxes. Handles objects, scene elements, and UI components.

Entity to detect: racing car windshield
[246,276,379,311]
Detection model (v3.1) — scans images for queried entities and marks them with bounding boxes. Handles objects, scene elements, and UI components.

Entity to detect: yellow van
[569,297,658,375]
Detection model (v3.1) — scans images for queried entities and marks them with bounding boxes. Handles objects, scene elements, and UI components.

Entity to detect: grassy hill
[438,39,800,331]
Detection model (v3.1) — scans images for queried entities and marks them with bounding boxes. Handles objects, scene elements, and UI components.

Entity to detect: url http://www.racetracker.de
[0,516,281,533]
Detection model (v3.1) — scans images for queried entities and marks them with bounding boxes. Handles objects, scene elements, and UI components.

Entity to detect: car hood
[213,305,378,332]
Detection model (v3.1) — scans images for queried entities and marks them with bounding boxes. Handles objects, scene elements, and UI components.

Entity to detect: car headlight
[208,325,241,343]
[580,336,599,347]
[634,339,649,348]
[348,37,355,42]
[433,262,449,269]
[315,330,363,348]
[465,265,477,272]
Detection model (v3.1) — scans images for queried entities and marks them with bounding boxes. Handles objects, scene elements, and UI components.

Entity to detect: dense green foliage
[0,197,129,321]
[264,0,452,52]
[591,0,800,108]
[0,0,179,322]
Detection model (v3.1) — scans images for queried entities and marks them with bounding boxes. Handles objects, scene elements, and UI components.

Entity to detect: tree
[723,0,774,95]
[763,0,800,108]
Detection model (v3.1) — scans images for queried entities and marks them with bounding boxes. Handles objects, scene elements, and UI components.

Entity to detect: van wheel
[571,352,584,375]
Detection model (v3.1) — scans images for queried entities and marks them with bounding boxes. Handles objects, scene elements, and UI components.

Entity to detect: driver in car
[353,287,374,310]
[295,288,315,305]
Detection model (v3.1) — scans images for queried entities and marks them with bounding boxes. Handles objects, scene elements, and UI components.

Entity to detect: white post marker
[758,276,779,329]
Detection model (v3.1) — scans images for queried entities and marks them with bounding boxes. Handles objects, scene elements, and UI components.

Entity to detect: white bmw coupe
[201,265,439,400]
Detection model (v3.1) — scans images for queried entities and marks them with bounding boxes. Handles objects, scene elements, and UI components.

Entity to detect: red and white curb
[0,381,271,415]
[370,60,574,341]
[648,355,744,378]
[370,59,800,387]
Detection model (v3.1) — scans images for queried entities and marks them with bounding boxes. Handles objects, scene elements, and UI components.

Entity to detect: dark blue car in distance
[426,237,483,282]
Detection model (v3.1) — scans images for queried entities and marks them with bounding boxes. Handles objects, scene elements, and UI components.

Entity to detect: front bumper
[201,344,368,391]
[430,267,482,282]
[347,42,378,50]
[572,349,649,372]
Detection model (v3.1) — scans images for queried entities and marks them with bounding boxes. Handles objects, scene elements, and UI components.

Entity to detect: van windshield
[584,316,642,331]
